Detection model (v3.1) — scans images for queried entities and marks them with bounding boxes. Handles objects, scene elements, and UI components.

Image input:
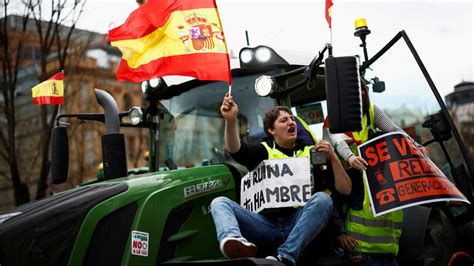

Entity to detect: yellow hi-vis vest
[261,142,313,160]
[344,103,403,255]
[345,177,403,255]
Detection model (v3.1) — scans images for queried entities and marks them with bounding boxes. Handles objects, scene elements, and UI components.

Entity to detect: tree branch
[0,171,11,182]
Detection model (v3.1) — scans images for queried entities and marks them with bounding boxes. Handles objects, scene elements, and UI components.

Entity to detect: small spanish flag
[32,71,64,105]
[326,0,333,28]
[109,0,232,84]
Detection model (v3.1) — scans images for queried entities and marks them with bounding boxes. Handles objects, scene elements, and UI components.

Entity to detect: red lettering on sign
[138,242,142,249]
[365,146,378,166]
[390,158,444,181]
[407,139,423,156]
[376,141,391,163]
[365,141,391,166]
[393,137,408,156]
[393,135,423,157]
[395,177,462,202]
[133,241,139,248]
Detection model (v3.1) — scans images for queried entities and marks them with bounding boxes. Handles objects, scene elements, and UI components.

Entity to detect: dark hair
[263,106,292,139]
[361,79,370,114]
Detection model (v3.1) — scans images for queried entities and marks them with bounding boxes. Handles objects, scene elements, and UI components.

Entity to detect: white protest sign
[240,157,312,213]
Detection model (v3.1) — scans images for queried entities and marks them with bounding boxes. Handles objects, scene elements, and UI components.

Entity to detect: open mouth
[288,126,296,134]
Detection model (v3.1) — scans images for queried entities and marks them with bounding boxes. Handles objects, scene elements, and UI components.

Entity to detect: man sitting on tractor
[210,93,352,266]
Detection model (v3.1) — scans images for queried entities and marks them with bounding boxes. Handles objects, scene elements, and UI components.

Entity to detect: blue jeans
[210,192,333,264]
[361,254,398,266]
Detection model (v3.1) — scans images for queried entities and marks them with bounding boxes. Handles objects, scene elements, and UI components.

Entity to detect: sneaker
[219,237,257,259]
[265,254,294,266]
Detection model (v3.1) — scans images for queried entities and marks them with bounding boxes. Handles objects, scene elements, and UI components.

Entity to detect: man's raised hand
[220,93,238,121]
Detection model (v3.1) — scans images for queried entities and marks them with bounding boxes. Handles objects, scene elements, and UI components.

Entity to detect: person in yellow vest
[210,93,352,266]
[327,80,428,265]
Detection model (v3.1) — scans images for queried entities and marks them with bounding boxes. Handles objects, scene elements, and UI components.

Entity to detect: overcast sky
[16,0,473,98]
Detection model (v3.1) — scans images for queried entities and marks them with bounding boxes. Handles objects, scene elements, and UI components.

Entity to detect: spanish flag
[109,0,232,84]
[31,71,64,105]
[326,0,333,28]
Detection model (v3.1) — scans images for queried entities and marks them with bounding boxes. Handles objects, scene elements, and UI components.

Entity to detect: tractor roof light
[255,75,276,97]
[141,81,148,94]
[141,77,167,101]
[255,46,272,63]
[149,78,160,88]
[240,49,253,64]
[129,106,143,125]
[239,45,288,68]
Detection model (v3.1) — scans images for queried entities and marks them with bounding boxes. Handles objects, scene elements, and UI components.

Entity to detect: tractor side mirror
[371,77,386,93]
[325,56,362,133]
[51,126,69,184]
[422,111,452,142]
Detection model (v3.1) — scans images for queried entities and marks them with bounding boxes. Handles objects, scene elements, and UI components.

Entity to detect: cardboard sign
[240,157,312,213]
[358,132,470,216]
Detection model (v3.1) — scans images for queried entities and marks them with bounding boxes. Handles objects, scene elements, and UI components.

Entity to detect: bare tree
[0,0,31,205]
[23,0,87,199]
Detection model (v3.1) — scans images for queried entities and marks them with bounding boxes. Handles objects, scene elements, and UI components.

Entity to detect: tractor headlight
[129,107,143,125]
[255,75,275,97]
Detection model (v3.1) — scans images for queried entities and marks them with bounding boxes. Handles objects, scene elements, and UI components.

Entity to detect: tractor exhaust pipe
[95,89,128,180]
[51,126,69,184]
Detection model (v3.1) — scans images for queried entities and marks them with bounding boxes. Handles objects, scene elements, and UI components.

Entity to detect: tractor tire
[422,208,455,266]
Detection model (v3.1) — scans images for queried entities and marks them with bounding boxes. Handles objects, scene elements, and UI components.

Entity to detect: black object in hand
[310,147,327,166]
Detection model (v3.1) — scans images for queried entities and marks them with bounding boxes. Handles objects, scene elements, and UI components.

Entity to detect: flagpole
[57,69,63,122]
[330,28,333,47]
[228,84,232,97]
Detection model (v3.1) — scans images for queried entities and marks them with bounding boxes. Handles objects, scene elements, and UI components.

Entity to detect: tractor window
[159,75,276,169]
[362,35,473,219]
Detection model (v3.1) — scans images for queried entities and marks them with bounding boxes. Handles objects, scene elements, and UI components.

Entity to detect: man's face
[268,111,297,145]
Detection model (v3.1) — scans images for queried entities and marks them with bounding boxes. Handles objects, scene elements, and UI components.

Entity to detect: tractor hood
[0,164,236,265]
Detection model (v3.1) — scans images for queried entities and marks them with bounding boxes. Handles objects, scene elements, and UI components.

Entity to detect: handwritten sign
[358,132,470,216]
[240,157,311,213]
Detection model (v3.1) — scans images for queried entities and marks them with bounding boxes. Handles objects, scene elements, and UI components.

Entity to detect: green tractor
[0,27,473,266]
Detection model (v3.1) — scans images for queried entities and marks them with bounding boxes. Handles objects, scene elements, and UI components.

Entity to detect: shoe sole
[223,239,257,259]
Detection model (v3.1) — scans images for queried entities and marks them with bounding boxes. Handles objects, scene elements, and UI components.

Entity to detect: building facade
[0,15,147,210]
[445,81,474,164]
